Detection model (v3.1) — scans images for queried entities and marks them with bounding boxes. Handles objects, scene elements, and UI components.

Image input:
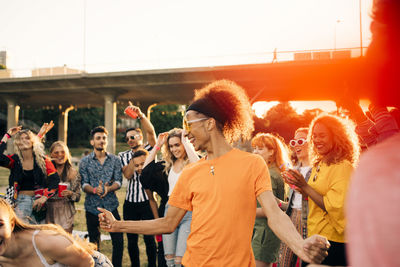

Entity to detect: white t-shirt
[291,166,311,209]
[167,167,182,196]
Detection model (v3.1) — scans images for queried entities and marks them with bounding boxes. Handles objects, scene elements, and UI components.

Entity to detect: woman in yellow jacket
[284,113,360,266]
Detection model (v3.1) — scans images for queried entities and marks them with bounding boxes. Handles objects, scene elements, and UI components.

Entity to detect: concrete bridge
[0,57,365,153]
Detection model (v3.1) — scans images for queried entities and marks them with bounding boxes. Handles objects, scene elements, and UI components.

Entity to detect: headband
[186,98,226,124]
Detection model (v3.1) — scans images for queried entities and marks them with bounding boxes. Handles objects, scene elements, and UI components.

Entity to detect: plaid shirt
[79,152,122,215]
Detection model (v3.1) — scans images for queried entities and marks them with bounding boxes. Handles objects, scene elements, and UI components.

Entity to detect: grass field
[0,143,152,267]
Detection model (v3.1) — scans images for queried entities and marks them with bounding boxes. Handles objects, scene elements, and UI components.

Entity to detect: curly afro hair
[193,79,254,143]
[308,113,360,167]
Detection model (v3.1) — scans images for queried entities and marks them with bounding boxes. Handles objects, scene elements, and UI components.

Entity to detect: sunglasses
[125,134,140,142]
[289,138,307,147]
[182,117,208,132]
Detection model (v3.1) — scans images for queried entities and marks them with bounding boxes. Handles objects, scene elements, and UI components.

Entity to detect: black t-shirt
[140,160,169,217]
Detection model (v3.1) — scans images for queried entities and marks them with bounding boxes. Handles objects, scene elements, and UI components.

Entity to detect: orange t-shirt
[168,148,272,267]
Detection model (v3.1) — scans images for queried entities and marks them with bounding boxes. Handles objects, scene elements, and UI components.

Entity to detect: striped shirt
[119,144,152,203]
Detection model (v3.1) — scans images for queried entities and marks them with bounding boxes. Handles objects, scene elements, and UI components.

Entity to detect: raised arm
[181,129,199,163]
[0,126,22,167]
[37,121,55,140]
[143,132,168,169]
[127,101,157,147]
[98,204,187,235]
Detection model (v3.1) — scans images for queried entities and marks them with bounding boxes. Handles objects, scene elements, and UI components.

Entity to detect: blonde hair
[13,130,47,175]
[161,128,188,173]
[0,198,96,255]
[308,113,360,167]
[50,141,73,182]
[251,133,292,171]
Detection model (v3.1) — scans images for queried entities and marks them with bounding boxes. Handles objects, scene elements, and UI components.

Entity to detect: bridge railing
[0,47,368,79]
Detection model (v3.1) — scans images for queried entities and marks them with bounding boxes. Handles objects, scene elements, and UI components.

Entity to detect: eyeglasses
[289,138,307,147]
[125,135,140,142]
[182,117,208,132]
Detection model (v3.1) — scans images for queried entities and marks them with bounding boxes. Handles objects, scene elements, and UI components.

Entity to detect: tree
[254,102,323,143]
[150,104,184,134]
[67,108,104,147]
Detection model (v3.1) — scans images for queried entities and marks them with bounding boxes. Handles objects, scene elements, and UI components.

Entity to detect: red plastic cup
[124,107,138,119]
[58,183,68,197]
[34,188,44,198]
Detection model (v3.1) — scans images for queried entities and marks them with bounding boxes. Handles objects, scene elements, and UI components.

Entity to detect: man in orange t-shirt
[98,80,330,266]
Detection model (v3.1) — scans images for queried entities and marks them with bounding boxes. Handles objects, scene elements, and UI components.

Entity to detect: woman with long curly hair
[46,141,81,233]
[0,125,59,224]
[142,128,199,267]
[284,113,360,266]
[251,133,290,267]
[98,80,329,266]
[0,198,112,267]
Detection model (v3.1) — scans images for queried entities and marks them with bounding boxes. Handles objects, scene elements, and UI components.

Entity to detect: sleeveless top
[32,230,67,267]
[167,168,182,196]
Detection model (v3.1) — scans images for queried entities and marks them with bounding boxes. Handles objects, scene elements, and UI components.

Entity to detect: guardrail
[0,47,368,79]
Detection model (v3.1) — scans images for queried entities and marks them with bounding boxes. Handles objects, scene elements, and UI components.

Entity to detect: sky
[1,0,374,114]
[1,0,373,75]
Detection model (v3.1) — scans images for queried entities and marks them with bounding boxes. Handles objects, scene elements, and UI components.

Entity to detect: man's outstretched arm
[98,204,187,235]
[257,190,329,264]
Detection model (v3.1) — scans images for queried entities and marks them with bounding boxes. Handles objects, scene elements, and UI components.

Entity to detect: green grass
[75,187,150,267]
[0,142,153,267]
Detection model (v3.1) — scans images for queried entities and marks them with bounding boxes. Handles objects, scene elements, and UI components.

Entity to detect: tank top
[20,169,35,191]
[167,168,182,196]
[32,230,67,267]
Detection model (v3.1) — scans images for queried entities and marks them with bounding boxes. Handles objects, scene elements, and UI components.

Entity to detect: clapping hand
[95,181,104,196]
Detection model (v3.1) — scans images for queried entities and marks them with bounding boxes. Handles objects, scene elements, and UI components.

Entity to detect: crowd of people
[0,86,399,267]
[0,1,399,266]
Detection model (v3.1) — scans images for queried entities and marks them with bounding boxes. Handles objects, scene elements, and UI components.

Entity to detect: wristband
[5,133,11,138]
[93,188,97,194]
[278,202,282,208]
[155,145,161,151]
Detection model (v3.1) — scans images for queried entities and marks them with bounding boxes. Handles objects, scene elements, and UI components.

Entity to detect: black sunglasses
[125,134,140,142]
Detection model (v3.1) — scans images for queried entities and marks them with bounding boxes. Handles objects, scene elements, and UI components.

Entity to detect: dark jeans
[301,240,347,266]
[85,209,124,267]
[124,200,157,267]
[158,240,167,267]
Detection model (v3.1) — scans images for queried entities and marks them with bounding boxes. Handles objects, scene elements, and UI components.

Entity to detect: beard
[95,146,105,152]
[130,144,141,150]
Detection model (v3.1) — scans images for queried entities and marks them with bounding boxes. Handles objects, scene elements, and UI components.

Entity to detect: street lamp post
[359,0,363,56]
[334,19,343,50]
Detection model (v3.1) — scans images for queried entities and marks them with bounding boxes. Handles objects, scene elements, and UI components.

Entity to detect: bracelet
[155,145,161,151]
[5,133,11,138]
[93,188,97,194]
[278,202,282,208]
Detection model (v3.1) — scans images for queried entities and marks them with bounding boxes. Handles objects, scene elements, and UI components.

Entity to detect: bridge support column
[58,106,74,145]
[104,94,117,154]
[6,99,19,154]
